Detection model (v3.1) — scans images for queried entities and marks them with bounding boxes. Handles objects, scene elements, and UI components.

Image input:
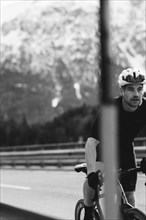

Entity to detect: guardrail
[0,137,146,169]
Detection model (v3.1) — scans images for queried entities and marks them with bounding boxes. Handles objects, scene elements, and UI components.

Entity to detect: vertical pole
[100,0,119,219]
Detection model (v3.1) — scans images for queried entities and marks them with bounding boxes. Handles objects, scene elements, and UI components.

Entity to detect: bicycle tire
[75,199,101,220]
[75,199,85,220]
[124,208,146,220]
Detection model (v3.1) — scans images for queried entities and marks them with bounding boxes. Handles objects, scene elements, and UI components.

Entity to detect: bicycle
[74,157,146,220]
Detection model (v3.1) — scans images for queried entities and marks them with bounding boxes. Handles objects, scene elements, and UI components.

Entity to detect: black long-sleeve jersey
[89,96,146,170]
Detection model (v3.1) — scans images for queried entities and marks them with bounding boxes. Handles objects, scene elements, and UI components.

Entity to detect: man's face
[121,84,144,108]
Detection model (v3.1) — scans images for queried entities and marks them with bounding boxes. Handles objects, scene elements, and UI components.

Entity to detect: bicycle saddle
[74,163,87,174]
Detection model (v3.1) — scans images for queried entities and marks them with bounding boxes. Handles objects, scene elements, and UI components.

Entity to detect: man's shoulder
[113,96,122,105]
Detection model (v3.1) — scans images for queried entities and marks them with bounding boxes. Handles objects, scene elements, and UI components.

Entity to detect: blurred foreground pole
[100,0,119,219]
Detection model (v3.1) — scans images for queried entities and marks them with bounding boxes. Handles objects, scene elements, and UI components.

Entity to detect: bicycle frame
[93,186,105,220]
[93,173,140,220]
[74,163,146,220]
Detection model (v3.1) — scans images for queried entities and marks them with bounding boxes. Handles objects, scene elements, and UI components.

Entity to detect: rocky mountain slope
[0,0,145,124]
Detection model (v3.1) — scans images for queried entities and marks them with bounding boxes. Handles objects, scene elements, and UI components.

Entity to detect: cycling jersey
[89,96,146,170]
[89,96,146,191]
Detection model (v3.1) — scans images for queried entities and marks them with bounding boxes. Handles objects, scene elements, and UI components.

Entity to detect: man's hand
[87,171,103,190]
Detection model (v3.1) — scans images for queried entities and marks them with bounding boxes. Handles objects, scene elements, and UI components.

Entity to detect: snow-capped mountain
[0,0,145,124]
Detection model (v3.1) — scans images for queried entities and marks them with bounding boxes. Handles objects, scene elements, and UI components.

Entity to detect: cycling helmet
[118,68,146,87]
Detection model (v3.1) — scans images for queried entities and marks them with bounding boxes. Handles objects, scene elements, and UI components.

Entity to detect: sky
[1,0,131,26]
[1,0,46,24]
[1,0,98,25]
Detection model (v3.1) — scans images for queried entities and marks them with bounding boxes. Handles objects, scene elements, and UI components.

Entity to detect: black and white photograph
[0,1,146,219]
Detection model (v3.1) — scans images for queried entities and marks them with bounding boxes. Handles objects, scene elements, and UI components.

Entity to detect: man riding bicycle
[83,68,146,220]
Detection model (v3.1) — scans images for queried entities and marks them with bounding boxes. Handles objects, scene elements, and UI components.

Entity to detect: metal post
[100,0,119,219]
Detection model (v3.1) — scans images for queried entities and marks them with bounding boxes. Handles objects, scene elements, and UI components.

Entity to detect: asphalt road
[0,169,146,220]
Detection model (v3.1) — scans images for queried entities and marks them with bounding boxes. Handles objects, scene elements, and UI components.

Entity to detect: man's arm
[85,137,104,175]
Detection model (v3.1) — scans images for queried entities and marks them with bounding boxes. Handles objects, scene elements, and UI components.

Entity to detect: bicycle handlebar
[74,157,146,175]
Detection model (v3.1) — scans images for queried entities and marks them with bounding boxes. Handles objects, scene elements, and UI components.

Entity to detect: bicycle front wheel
[124,208,146,220]
[75,199,101,220]
[75,199,85,220]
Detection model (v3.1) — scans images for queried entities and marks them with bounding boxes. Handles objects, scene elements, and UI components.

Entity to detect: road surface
[0,169,146,219]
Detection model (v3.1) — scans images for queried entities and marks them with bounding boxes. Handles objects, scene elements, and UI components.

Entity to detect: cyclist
[83,68,146,220]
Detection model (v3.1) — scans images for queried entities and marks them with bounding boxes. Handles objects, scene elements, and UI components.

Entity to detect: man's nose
[133,90,139,97]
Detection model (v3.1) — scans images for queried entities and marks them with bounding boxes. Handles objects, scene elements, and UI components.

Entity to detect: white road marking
[0,184,31,190]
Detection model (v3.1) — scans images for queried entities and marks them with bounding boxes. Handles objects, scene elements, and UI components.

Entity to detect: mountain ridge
[1,0,145,124]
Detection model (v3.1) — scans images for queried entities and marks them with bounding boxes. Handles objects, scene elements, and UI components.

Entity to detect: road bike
[74,157,146,220]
